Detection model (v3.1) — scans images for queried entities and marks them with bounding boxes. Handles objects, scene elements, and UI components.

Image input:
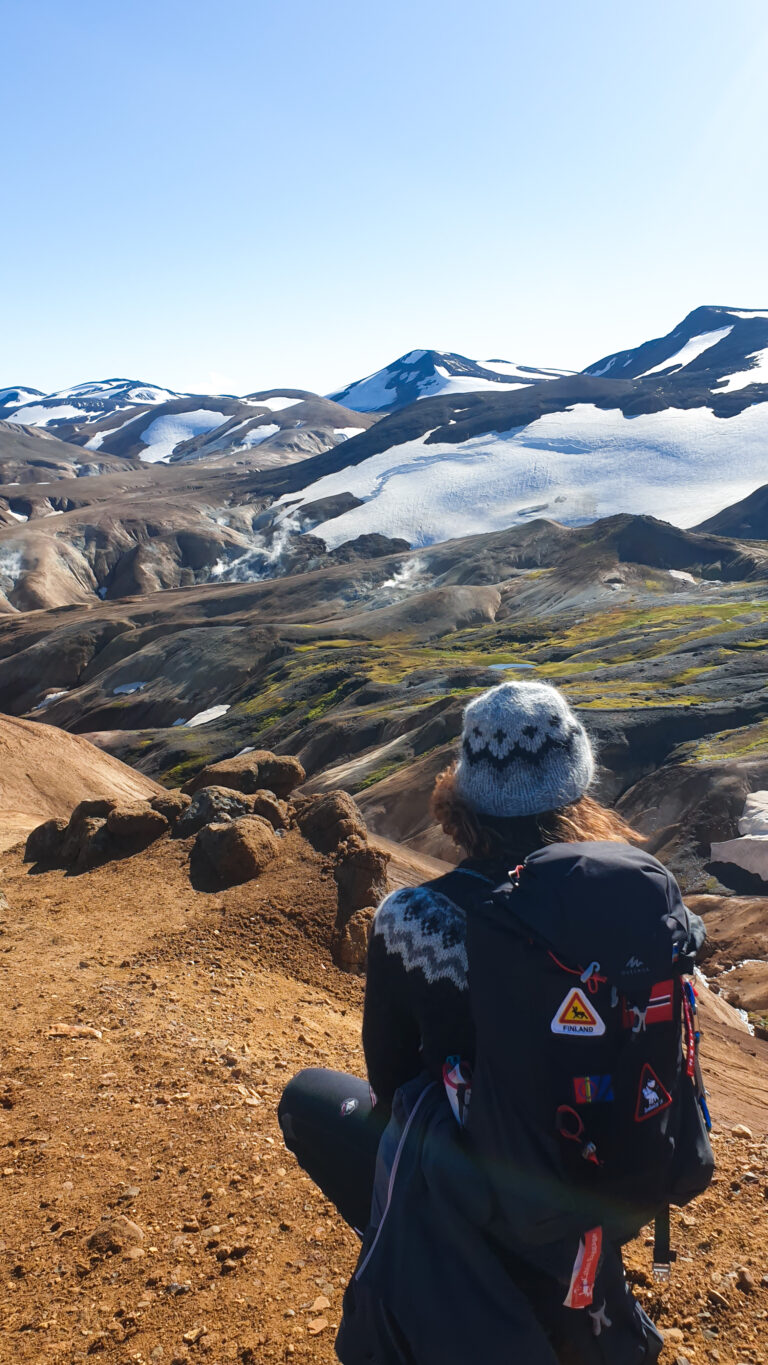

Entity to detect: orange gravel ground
[0,832,767,1365]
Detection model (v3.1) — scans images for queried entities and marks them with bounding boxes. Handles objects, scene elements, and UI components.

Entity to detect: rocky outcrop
[249,791,289,830]
[183,752,305,800]
[26,794,167,872]
[106,802,169,847]
[60,800,117,869]
[333,907,375,974]
[334,836,389,921]
[195,816,280,887]
[149,789,191,827]
[24,817,68,866]
[175,786,256,838]
[294,790,367,855]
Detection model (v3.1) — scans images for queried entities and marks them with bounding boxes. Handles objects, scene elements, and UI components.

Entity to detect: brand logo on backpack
[623,955,647,974]
[340,1098,359,1117]
[551,988,606,1037]
[634,1063,673,1122]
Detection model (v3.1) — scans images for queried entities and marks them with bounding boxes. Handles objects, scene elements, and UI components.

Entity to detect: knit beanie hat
[454,681,595,818]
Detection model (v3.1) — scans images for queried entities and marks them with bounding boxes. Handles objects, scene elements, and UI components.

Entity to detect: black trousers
[278,1069,663,1365]
[278,1068,385,1233]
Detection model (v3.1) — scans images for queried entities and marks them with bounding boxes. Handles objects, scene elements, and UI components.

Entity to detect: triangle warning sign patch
[635,1063,673,1122]
[551,987,605,1037]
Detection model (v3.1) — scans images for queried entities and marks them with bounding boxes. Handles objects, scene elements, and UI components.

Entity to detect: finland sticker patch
[551,988,606,1037]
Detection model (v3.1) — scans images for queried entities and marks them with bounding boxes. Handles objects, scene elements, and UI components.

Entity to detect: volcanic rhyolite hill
[0,723,767,1363]
[2,508,768,915]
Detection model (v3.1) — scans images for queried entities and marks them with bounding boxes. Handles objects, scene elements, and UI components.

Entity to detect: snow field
[139,410,226,462]
[3,404,86,426]
[278,400,768,549]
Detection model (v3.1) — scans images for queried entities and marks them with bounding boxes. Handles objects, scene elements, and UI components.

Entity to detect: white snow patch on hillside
[139,410,226,462]
[418,371,528,399]
[279,401,768,549]
[642,327,733,376]
[237,423,280,447]
[725,308,768,320]
[85,411,149,450]
[7,510,28,522]
[113,682,148,695]
[33,689,70,710]
[668,569,697,584]
[128,386,178,404]
[718,347,768,392]
[0,388,41,406]
[334,427,365,440]
[333,369,401,411]
[4,403,85,426]
[245,396,304,411]
[186,703,231,727]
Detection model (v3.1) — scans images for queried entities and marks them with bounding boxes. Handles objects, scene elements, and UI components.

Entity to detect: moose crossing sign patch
[551,987,606,1037]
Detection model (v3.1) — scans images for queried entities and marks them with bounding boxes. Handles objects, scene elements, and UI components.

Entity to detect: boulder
[24,817,69,865]
[294,790,367,855]
[333,907,375,974]
[87,1214,144,1258]
[67,798,119,826]
[334,836,390,922]
[106,802,169,847]
[175,786,255,838]
[68,816,111,873]
[61,810,112,870]
[150,789,192,826]
[195,816,280,887]
[183,751,305,799]
[249,789,289,830]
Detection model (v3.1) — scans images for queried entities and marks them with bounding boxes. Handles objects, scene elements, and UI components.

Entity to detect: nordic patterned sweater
[362,861,505,1108]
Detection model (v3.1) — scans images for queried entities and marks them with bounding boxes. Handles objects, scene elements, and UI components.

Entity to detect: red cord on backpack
[548,951,607,995]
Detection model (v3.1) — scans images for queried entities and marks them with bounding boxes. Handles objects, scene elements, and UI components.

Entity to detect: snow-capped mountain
[328,349,572,412]
[0,380,373,467]
[585,305,768,391]
[269,308,768,549]
[0,387,45,410]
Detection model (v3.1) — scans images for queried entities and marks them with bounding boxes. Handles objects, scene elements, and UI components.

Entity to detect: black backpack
[460,840,714,1255]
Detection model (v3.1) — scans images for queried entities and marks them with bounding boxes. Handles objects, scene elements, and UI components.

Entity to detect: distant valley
[3,308,768,994]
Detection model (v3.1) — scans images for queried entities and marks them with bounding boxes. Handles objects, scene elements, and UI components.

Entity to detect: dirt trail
[1,830,767,1365]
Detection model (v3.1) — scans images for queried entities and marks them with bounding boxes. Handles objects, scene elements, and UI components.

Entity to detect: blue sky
[2,0,767,396]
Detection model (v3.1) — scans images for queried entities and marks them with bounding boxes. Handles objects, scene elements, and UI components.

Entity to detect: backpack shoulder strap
[425,865,497,914]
